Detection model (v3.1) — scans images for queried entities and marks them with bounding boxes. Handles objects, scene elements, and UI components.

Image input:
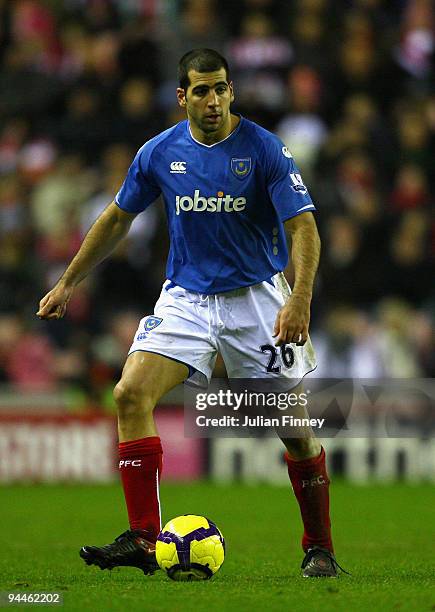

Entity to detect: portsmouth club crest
[231,157,252,179]
[137,316,163,341]
[144,316,163,332]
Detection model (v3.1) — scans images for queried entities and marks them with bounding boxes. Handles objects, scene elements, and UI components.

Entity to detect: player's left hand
[273,293,311,347]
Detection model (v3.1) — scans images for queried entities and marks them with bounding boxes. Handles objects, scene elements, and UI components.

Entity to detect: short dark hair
[178,49,230,91]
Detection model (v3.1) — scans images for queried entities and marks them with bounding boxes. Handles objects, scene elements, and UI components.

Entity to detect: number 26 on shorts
[260,344,295,373]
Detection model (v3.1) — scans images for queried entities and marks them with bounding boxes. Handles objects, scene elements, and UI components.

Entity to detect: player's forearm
[59,202,134,288]
[285,214,321,301]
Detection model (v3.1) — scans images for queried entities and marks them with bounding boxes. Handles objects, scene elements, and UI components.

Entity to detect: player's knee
[113,381,154,417]
[284,436,321,460]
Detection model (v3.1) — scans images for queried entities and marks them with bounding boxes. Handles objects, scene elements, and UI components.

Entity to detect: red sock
[118,436,163,542]
[285,447,333,552]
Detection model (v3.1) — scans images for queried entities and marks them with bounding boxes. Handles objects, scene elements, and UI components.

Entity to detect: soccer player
[37,49,342,578]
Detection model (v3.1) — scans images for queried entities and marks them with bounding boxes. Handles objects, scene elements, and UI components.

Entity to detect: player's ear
[229,81,235,103]
[177,88,187,108]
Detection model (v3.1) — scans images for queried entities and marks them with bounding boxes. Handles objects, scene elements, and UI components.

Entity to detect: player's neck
[190,114,240,146]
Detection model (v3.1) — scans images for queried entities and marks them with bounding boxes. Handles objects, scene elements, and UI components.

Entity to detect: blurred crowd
[0,0,434,407]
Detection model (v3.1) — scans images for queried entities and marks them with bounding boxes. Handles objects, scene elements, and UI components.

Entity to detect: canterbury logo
[170,161,186,173]
[302,475,326,488]
[119,459,142,468]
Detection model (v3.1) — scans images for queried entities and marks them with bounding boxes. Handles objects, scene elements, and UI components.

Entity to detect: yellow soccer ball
[156,515,225,581]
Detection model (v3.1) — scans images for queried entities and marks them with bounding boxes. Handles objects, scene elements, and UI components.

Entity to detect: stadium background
[0,0,434,482]
[0,2,434,609]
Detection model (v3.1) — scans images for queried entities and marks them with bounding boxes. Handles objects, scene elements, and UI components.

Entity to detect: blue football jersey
[115,116,316,294]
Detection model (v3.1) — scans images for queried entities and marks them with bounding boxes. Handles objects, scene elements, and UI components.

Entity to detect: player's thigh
[115,351,188,407]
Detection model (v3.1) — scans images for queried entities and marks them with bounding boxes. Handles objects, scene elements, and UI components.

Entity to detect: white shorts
[128,273,317,388]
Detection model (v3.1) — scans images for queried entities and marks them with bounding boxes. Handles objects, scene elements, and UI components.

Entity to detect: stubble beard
[199,114,224,133]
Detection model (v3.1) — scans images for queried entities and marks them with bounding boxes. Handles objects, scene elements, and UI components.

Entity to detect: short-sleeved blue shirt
[116,116,315,294]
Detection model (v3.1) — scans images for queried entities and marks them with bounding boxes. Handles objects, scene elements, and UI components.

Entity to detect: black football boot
[80,529,159,575]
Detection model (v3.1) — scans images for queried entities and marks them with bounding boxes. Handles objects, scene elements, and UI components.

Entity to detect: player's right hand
[36,283,74,320]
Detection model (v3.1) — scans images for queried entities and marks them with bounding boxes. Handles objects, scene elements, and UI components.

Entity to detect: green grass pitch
[0,481,434,611]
